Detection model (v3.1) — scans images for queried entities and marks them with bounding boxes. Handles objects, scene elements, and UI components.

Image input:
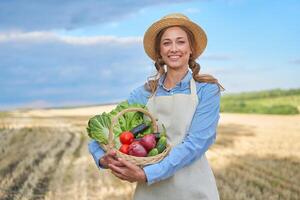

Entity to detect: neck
[164,66,189,89]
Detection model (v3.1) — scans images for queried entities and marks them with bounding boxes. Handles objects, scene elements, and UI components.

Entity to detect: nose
[170,42,178,53]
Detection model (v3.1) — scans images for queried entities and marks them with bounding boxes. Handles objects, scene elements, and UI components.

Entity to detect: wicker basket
[101,107,171,166]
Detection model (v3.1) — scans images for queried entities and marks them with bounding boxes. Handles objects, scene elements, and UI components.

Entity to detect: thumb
[108,150,117,157]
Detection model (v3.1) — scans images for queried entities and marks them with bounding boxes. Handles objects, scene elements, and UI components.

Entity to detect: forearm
[143,84,220,185]
[143,119,218,185]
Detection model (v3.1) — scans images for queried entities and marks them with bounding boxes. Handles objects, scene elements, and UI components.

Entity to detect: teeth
[169,56,180,59]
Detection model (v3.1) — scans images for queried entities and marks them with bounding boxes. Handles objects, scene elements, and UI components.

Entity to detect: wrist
[139,169,147,182]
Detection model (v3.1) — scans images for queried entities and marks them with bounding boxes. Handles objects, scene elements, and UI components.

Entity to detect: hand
[109,158,147,183]
[99,150,124,169]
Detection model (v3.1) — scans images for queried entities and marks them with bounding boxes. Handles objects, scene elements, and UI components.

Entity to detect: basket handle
[108,107,158,149]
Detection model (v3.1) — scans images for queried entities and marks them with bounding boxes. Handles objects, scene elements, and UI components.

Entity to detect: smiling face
[159,26,192,70]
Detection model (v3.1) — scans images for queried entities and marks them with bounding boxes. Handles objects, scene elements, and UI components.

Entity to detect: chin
[166,62,186,69]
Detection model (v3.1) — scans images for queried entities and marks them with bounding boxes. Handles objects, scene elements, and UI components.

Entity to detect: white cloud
[0,31,56,42]
[61,35,142,45]
[0,31,142,45]
[0,30,150,108]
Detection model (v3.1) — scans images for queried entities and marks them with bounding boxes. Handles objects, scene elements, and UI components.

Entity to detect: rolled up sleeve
[88,140,106,169]
[143,83,220,185]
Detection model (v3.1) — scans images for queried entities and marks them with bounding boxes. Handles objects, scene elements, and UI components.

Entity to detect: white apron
[134,78,219,200]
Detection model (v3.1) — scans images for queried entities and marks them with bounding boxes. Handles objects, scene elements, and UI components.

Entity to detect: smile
[168,55,181,60]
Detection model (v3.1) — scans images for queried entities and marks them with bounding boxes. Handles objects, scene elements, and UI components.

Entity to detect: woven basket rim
[101,143,171,166]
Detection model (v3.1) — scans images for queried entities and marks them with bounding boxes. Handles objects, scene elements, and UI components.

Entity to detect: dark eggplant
[153,132,161,140]
[130,123,149,136]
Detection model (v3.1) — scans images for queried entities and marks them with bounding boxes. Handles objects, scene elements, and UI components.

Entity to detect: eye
[162,41,171,46]
[178,40,185,44]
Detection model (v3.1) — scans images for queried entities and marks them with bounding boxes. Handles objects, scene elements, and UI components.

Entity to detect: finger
[108,163,125,175]
[111,170,135,183]
[108,149,117,156]
[107,158,125,167]
[111,170,128,181]
[102,154,116,162]
[104,153,119,162]
[118,158,138,169]
[107,150,117,157]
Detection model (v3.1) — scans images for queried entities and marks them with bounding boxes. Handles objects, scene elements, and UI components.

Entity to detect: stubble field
[0,105,299,200]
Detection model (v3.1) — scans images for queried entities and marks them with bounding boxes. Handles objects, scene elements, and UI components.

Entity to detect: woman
[89,13,222,200]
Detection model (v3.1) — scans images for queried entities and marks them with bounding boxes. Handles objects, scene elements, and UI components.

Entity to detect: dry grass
[210,113,300,200]
[0,106,299,200]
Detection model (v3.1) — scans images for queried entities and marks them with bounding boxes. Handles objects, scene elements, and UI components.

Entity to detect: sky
[0,0,299,110]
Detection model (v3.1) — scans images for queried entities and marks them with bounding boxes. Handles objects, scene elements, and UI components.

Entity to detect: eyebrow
[161,37,186,42]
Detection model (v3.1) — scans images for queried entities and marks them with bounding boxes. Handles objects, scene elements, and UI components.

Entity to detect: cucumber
[161,124,167,137]
[147,148,159,156]
[156,136,167,153]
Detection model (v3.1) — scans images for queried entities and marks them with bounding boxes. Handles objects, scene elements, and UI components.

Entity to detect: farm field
[0,105,299,200]
[221,88,300,115]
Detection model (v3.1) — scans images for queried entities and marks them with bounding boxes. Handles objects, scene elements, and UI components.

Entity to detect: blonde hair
[145,25,224,95]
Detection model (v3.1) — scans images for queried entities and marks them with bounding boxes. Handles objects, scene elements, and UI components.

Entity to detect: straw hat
[143,13,207,61]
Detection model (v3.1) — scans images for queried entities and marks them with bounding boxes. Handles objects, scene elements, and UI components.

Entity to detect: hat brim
[143,17,207,61]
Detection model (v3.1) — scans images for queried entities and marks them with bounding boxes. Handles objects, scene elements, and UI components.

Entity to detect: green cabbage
[86,101,152,149]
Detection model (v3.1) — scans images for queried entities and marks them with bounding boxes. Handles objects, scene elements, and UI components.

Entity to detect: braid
[189,58,224,91]
[155,58,166,73]
[188,59,200,79]
[145,58,166,96]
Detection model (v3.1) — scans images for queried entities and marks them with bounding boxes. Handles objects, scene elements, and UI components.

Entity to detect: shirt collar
[158,70,192,89]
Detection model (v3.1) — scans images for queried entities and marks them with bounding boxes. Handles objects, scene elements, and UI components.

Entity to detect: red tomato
[119,131,134,145]
[119,144,130,154]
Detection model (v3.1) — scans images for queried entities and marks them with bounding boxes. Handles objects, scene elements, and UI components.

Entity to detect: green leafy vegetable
[86,101,152,149]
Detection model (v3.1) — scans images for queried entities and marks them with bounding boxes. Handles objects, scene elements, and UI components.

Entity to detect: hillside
[221,88,300,115]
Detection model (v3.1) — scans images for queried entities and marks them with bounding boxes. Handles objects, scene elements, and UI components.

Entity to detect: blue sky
[0,0,299,110]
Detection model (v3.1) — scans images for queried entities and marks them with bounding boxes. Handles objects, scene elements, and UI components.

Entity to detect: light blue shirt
[88,70,220,185]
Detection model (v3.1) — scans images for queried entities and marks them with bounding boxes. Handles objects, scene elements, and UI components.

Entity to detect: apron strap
[150,74,198,98]
[190,78,199,106]
[190,78,197,96]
